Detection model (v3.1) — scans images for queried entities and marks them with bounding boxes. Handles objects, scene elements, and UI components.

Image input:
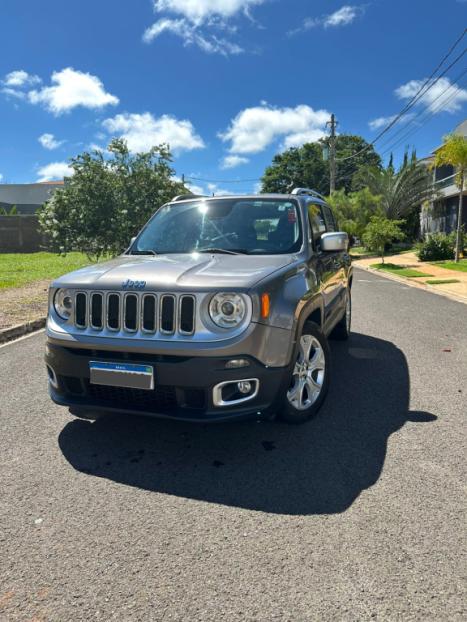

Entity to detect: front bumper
[45,342,289,422]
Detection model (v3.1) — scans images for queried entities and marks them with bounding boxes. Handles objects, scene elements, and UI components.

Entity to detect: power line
[336,28,467,162]
[378,71,467,157]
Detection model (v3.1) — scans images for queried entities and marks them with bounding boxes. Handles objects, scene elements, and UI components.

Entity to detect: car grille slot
[142,294,157,332]
[90,293,103,329]
[107,294,120,330]
[160,295,176,333]
[124,294,138,332]
[75,293,87,328]
[179,295,195,334]
[71,291,197,335]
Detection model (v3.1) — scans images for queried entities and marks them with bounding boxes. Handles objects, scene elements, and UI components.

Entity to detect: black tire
[329,288,351,341]
[278,321,331,424]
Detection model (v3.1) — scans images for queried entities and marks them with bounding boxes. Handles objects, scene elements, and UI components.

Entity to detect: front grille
[72,291,196,336]
[86,382,178,412]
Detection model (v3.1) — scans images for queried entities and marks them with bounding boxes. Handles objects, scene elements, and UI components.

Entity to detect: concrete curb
[0,318,46,344]
[356,264,467,306]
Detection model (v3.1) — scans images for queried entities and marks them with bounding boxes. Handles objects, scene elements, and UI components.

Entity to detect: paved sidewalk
[354,251,467,302]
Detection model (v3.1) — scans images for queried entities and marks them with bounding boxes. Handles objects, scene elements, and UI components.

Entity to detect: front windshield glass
[132,198,302,255]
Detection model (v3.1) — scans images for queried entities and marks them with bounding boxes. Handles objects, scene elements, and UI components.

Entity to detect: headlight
[209,293,247,328]
[54,288,73,320]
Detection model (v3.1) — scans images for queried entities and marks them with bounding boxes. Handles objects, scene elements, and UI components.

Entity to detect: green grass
[0,252,92,289]
[430,259,467,273]
[425,278,461,285]
[370,263,433,278]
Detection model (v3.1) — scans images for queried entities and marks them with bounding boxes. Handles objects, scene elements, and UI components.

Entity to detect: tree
[326,187,383,242]
[433,133,467,262]
[356,159,435,225]
[363,216,405,263]
[261,135,382,194]
[8,205,17,215]
[38,139,185,259]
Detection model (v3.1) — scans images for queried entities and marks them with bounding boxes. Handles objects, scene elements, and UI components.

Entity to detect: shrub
[416,233,454,261]
[362,216,405,263]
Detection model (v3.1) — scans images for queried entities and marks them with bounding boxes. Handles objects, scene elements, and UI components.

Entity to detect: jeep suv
[45,188,352,424]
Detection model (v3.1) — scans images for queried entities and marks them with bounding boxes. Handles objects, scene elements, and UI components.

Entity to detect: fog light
[237,381,252,394]
[225,358,250,369]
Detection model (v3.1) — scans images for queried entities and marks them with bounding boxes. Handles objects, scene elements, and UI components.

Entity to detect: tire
[278,321,331,424]
[329,288,351,341]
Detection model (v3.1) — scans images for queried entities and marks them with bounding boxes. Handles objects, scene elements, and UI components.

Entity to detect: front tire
[278,321,330,424]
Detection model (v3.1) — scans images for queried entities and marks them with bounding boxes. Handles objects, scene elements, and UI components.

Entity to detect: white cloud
[219,103,330,154]
[289,5,364,34]
[28,68,119,115]
[102,112,205,153]
[143,0,265,54]
[143,18,242,54]
[368,115,397,130]
[324,5,360,27]
[3,70,41,87]
[0,173,3,182]
[36,161,72,182]
[38,133,64,150]
[395,77,467,114]
[221,154,249,169]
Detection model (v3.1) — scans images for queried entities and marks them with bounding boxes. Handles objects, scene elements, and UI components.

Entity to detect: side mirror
[130,236,136,246]
[320,231,349,252]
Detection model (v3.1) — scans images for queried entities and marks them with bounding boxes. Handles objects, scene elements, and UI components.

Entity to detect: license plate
[89,361,154,390]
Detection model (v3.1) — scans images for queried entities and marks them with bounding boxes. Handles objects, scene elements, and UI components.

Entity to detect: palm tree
[359,160,435,220]
[433,134,467,262]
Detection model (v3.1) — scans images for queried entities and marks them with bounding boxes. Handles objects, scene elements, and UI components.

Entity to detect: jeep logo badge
[122,279,146,290]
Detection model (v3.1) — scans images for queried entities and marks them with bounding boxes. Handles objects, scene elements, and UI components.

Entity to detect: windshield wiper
[197,248,248,255]
[130,249,157,256]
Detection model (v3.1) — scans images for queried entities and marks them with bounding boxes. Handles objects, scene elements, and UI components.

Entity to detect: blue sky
[1,0,466,194]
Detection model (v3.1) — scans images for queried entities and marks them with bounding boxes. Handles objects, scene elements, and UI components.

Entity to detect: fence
[0,215,47,253]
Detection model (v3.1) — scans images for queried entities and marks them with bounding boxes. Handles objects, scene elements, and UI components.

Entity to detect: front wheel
[278,322,330,424]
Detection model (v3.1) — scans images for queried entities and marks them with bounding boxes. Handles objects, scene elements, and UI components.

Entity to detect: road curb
[0,318,46,344]
[356,264,467,305]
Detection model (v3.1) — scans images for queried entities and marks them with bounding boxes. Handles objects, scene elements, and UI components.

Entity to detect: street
[0,267,465,621]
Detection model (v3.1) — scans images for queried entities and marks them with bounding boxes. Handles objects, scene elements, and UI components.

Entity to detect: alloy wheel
[287,334,326,410]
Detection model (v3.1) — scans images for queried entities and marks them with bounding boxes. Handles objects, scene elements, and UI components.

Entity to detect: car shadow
[58,332,436,515]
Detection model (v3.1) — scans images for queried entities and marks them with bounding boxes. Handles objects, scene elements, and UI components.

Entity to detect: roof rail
[290,187,326,201]
[171,193,208,202]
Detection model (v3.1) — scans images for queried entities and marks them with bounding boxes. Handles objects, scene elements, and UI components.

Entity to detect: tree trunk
[455,173,464,263]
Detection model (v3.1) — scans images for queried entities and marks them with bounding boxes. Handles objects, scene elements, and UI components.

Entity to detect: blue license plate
[89,361,154,390]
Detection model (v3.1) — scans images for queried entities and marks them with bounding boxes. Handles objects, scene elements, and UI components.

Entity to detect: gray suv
[45,188,352,424]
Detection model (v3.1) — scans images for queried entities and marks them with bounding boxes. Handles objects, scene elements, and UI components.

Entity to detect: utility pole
[326,114,338,194]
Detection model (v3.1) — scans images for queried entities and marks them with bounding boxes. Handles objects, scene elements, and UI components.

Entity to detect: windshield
[132,198,302,255]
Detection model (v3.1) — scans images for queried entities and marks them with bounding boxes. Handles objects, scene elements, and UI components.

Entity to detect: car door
[306,201,342,327]
[320,203,348,322]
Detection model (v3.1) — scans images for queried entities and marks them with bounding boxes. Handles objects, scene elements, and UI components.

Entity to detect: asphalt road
[1,268,466,621]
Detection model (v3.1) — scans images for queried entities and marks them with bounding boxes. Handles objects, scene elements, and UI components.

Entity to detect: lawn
[370,263,433,278]
[0,252,92,289]
[425,278,461,285]
[431,259,467,273]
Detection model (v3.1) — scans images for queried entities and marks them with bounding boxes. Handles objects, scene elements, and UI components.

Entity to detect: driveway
[0,268,466,621]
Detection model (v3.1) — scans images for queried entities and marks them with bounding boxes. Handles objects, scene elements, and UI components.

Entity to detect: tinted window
[322,205,337,232]
[308,202,327,242]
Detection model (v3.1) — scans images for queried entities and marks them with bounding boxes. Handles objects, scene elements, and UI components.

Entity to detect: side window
[321,205,337,232]
[307,202,326,244]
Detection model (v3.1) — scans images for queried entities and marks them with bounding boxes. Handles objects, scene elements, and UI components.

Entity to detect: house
[0,181,64,214]
[0,181,63,252]
[420,119,467,236]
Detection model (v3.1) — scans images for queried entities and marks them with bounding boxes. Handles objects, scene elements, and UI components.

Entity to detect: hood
[53,253,295,291]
